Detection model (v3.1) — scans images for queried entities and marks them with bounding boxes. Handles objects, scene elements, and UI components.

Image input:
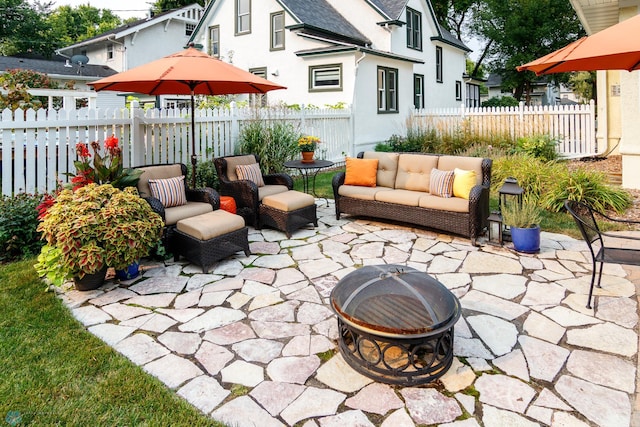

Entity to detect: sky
[52,0,153,20]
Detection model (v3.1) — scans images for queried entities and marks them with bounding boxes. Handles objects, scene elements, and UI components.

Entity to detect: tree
[473,0,584,104]
[567,71,596,103]
[431,0,479,40]
[153,0,204,13]
[0,0,53,56]
[46,5,122,50]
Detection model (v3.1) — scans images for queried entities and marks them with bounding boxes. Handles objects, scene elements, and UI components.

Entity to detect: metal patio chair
[564,200,640,309]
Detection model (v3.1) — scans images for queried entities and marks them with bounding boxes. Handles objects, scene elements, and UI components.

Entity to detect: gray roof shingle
[366,0,407,20]
[0,55,117,78]
[280,0,370,45]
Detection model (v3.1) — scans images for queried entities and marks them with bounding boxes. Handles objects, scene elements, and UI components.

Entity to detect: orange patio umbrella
[89,45,286,187]
[517,13,640,75]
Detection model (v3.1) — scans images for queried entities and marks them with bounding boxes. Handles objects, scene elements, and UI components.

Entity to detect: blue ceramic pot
[510,225,540,253]
[115,261,140,281]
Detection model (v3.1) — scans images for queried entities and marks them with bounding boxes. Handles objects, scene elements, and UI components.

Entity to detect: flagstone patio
[58,200,640,427]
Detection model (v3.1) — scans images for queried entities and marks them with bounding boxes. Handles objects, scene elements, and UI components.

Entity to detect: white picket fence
[0,100,597,196]
[415,100,597,157]
[0,103,353,195]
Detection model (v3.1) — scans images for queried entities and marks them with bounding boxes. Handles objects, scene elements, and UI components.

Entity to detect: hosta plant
[35,184,163,285]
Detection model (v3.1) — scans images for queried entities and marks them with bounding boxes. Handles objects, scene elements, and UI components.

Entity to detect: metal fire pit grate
[330,264,461,385]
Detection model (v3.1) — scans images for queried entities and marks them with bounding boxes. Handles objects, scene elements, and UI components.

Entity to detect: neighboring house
[569,0,640,189]
[56,4,204,109]
[482,73,586,106]
[188,0,470,149]
[464,73,484,108]
[0,54,117,108]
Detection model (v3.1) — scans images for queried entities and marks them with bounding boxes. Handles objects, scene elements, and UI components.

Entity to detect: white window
[456,80,462,101]
[414,74,424,109]
[406,8,422,50]
[209,26,220,57]
[436,46,443,83]
[309,64,342,91]
[106,43,114,60]
[378,66,398,113]
[185,23,195,36]
[236,0,251,34]
[250,68,267,106]
[271,11,284,50]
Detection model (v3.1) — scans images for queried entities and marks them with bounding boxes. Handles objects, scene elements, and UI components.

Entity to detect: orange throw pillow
[344,157,378,187]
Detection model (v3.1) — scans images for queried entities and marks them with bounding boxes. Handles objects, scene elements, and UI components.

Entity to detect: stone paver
[55,205,640,427]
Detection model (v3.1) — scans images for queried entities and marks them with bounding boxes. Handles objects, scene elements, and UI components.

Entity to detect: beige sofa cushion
[363,152,399,188]
[258,185,290,200]
[164,201,214,226]
[338,185,393,201]
[137,164,183,198]
[225,155,257,181]
[375,189,423,207]
[419,194,469,213]
[437,156,484,186]
[394,154,439,192]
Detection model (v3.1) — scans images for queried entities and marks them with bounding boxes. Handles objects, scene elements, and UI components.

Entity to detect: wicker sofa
[332,152,492,245]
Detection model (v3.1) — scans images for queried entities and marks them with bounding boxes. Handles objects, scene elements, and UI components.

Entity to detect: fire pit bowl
[330,264,461,385]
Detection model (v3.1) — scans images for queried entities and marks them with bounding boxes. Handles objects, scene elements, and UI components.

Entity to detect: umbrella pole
[190,90,197,188]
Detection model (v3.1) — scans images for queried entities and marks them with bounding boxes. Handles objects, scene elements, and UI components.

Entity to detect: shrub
[238,119,300,174]
[514,134,559,162]
[541,167,632,214]
[0,193,43,261]
[482,96,519,107]
[187,159,218,189]
[490,154,556,202]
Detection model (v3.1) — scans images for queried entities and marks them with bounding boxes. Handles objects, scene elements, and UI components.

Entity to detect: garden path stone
[56,210,640,426]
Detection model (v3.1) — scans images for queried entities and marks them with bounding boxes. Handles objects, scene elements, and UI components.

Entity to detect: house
[0,53,117,109]
[569,0,640,189]
[187,0,470,150]
[56,4,204,109]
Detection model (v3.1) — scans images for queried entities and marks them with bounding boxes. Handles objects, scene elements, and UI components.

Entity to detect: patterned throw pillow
[235,163,265,187]
[148,175,188,207]
[429,168,455,198]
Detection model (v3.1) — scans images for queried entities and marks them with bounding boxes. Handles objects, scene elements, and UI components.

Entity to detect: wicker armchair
[134,163,220,248]
[214,154,293,227]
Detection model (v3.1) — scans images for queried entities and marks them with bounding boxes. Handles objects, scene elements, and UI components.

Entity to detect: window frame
[414,74,424,109]
[106,43,114,60]
[208,25,220,58]
[456,80,462,101]
[406,7,422,51]
[249,67,268,106]
[308,64,343,92]
[235,0,251,35]
[185,23,195,37]
[377,66,399,114]
[436,46,443,83]
[270,11,285,51]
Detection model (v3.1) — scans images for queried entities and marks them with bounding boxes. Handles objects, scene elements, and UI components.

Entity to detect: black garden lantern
[487,211,504,246]
[498,177,524,241]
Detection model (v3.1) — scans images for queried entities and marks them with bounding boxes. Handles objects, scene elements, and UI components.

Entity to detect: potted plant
[34,184,164,290]
[298,135,321,163]
[501,199,542,253]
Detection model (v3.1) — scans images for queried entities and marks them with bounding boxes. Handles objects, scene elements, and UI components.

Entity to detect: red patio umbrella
[89,45,286,187]
[517,13,640,75]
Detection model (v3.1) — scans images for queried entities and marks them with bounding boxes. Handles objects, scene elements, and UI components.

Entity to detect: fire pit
[330,264,461,385]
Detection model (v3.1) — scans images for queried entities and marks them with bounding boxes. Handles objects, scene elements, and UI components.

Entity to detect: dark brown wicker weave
[214,154,294,228]
[133,163,220,251]
[259,203,318,238]
[173,226,250,273]
[332,153,492,245]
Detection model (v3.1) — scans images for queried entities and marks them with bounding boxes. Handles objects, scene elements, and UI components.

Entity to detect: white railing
[0,103,352,195]
[414,100,597,158]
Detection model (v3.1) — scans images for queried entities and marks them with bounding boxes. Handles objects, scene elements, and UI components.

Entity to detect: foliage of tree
[47,5,122,49]
[481,96,519,107]
[473,0,584,104]
[153,0,204,13]
[431,0,479,40]
[567,71,596,103]
[0,0,53,56]
[0,69,60,110]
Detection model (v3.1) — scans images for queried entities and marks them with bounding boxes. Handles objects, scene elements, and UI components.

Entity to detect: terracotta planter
[301,151,315,163]
[74,266,108,291]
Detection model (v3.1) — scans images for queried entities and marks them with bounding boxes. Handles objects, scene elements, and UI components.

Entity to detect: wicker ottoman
[259,190,318,238]
[173,210,250,273]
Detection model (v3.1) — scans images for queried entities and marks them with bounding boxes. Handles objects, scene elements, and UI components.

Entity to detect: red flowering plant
[67,135,142,190]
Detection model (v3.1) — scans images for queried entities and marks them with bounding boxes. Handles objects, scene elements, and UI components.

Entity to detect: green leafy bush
[490,154,556,201]
[187,159,218,189]
[238,119,300,174]
[482,96,519,107]
[514,135,559,161]
[541,167,631,213]
[0,193,43,261]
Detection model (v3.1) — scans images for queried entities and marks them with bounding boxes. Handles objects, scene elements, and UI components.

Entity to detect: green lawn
[0,259,222,426]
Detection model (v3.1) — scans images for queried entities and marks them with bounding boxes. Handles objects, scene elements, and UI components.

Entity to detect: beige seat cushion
[363,152,399,188]
[437,156,484,186]
[258,184,290,200]
[137,164,183,198]
[338,185,393,201]
[262,190,315,211]
[164,202,214,226]
[394,154,439,191]
[419,194,469,213]
[177,210,245,240]
[374,189,423,207]
[224,155,258,181]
